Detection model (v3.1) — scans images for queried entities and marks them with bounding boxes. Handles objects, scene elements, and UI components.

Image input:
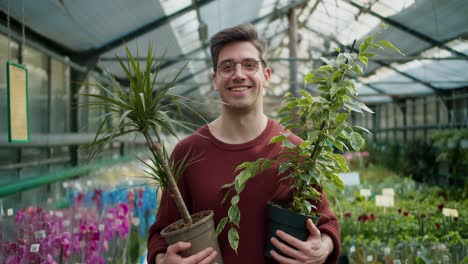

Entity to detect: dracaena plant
[217,24,404,252]
[82,44,205,226]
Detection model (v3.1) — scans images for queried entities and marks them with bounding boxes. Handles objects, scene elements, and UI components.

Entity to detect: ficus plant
[82,43,205,227]
[216,24,404,252]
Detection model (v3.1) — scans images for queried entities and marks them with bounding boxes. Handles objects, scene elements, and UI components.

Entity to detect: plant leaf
[215,217,228,236]
[376,40,405,56]
[350,132,365,151]
[228,228,239,254]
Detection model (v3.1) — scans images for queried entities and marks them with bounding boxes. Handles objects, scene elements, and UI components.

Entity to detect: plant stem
[143,131,193,225]
[310,121,327,163]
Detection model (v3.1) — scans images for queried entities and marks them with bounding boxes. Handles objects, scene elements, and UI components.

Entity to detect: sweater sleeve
[316,192,340,264]
[146,143,192,264]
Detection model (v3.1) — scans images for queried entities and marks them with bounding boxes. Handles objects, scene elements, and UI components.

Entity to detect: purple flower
[117,203,129,219]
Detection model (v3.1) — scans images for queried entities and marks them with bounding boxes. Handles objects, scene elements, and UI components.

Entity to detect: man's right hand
[155,241,218,264]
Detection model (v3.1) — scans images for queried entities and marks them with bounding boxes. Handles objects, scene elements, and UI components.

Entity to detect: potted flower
[82,44,223,263]
[216,25,403,256]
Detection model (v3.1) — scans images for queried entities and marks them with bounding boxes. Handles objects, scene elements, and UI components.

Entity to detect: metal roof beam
[0,9,92,68]
[83,0,216,59]
[345,0,467,58]
[152,0,310,72]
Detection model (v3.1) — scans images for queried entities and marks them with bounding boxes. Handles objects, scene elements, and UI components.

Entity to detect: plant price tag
[360,189,371,198]
[63,220,71,227]
[382,188,395,196]
[131,217,140,226]
[55,211,64,218]
[30,244,40,253]
[34,230,46,239]
[367,255,373,262]
[349,246,355,253]
[375,195,394,207]
[442,208,458,217]
[99,224,105,231]
[384,247,391,255]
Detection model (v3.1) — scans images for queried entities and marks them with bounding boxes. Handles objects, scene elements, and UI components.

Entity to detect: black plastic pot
[264,203,320,259]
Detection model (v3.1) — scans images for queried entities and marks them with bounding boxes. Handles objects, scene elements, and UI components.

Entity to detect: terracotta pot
[161,210,223,263]
[264,203,320,259]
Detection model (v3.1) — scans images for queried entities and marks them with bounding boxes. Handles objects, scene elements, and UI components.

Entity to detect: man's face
[212,41,270,114]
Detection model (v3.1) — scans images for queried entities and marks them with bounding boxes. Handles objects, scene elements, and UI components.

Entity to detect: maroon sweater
[147,119,340,264]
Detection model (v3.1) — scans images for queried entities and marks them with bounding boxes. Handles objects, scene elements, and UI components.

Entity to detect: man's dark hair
[209,23,267,72]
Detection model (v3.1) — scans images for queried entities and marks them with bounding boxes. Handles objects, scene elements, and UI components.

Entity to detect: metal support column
[288,7,298,97]
[70,70,89,166]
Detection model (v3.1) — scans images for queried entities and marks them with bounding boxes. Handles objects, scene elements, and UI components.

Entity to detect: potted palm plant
[82,44,223,263]
[216,25,403,256]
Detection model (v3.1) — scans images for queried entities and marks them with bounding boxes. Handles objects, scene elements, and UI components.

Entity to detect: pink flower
[343,152,353,162]
[344,212,352,218]
[5,256,21,264]
[117,203,129,219]
[90,255,105,264]
[435,223,441,229]
[369,213,376,221]
[403,211,409,217]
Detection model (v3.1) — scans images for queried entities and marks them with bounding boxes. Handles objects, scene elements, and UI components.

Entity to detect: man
[147,23,340,264]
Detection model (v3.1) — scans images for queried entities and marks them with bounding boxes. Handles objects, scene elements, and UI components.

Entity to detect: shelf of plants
[0,164,158,264]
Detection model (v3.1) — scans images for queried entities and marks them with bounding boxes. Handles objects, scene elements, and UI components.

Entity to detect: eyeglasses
[216,58,262,79]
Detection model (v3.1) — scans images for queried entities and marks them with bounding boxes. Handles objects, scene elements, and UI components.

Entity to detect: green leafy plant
[217,24,405,252]
[82,44,205,226]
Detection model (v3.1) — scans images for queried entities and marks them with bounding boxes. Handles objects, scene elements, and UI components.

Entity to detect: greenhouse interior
[0,0,467,263]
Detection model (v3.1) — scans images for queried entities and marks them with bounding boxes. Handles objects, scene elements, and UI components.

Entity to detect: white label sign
[131,217,140,226]
[375,195,394,207]
[7,208,13,216]
[30,244,40,253]
[339,172,360,186]
[360,189,371,198]
[34,230,46,239]
[384,247,391,255]
[442,208,459,217]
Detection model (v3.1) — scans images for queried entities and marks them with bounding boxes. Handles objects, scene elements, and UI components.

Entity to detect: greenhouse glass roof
[0,0,467,113]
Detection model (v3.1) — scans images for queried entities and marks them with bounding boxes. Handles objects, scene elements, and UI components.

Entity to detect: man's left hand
[270,218,333,264]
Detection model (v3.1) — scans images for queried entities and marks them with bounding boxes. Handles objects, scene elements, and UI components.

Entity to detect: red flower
[419,214,426,218]
[397,208,402,214]
[403,211,409,217]
[75,193,85,203]
[358,213,369,222]
[435,223,441,229]
[344,212,352,218]
[438,203,444,211]
[370,213,376,221]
